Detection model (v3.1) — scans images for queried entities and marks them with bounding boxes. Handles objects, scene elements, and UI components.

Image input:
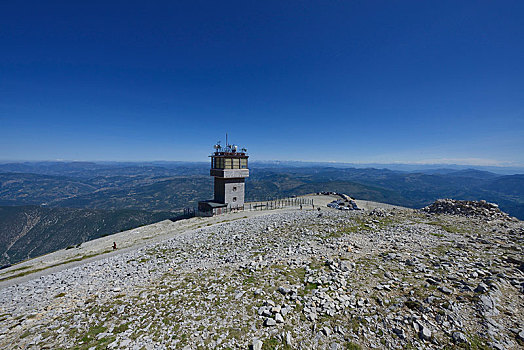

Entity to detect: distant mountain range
[249,160,524,175]
[0,161,522,265]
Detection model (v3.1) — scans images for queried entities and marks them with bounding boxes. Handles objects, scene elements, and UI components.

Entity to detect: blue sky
[1,1,523,165]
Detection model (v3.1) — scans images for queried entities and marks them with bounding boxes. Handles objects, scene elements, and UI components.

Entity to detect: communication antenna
[225,133,228,148]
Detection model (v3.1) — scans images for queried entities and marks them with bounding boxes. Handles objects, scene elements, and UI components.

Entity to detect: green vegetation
[20,331,31,339]
[441,334,492,350]
[430,232,445,237]
[349,317,362,333]
[345,342,362,350]
[466,335,494,350]
[262,338,292,350]
[113,322,129,334]
[304,282,319,292]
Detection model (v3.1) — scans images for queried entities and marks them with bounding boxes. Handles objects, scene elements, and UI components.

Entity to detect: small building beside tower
[198,139,249,216]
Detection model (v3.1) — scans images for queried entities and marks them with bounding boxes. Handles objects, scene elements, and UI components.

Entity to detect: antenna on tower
[226,132,228,147]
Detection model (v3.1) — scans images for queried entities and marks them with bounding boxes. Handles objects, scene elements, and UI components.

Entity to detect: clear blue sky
[1,1,523,165]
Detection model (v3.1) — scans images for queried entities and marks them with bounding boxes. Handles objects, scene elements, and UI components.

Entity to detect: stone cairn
[422,199,516,221]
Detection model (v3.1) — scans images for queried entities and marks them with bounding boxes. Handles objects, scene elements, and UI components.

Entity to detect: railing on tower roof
[211,151,248,157]
[211,143,248,157]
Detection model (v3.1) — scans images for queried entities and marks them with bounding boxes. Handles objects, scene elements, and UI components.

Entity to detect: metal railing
[246,197,314,211]
[182,196,314,218]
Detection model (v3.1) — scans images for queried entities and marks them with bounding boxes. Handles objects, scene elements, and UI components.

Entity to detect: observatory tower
[198,138,249,215]
[210,140,249,209]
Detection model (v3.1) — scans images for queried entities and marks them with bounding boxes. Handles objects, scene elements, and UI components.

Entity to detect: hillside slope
[0,204,522,349]
[0,206,176,265]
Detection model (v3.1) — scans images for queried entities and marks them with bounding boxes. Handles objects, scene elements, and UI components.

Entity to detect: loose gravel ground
[0,201,523,349]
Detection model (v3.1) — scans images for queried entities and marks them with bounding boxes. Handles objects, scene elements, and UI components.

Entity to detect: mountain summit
[1,195,522,349]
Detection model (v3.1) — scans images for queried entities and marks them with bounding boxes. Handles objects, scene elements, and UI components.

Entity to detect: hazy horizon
[1,158,523,175]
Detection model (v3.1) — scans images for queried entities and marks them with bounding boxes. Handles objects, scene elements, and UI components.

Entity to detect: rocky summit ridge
[0,196,523,349]
[422,199,519,222]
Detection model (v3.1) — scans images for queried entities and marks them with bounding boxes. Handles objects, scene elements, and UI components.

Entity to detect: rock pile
[422,199,516,221]
[369,208,391,217]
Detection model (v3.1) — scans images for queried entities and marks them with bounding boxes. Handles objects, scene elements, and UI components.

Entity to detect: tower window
[233,186,237,191]
[233,197,237,202]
